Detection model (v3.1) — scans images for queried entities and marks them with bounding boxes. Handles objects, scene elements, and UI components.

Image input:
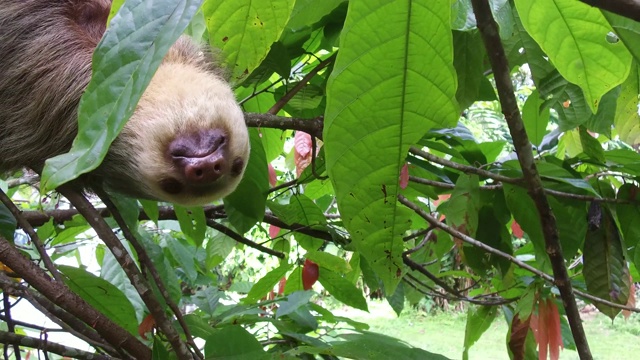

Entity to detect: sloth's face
[100,62,250,206]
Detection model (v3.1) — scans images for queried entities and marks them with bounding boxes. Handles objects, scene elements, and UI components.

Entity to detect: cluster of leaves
[1,0,640,359]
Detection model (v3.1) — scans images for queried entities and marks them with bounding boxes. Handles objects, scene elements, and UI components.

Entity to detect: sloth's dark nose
[168,129,228,184]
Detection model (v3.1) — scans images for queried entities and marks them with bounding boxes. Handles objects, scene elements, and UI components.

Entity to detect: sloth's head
[96,41,250,206]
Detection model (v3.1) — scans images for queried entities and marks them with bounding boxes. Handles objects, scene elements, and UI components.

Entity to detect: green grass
[334,301,640,360]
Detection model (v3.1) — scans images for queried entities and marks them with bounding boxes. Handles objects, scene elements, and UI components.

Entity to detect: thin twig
[267,54,336,115]
[206,220,285,258]
[409,147,521,184]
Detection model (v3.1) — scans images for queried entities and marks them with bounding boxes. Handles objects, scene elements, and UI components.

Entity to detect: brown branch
[0,330,112,360]
[58,187,187,360]
[471,1,592,357]
[244,113,324,140]
[0,240,148,359]
[0,189,62,282]
[579,0,640,22]
[268,54,336,115]
[97,192,203,360]
[1,281,124,358]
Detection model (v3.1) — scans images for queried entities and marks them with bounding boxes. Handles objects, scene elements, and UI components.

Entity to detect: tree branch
[97,192,203,360]
[0,188,62,282]
[579,0,640,22]
[58,187,187,359]
[0,330,112,360]
[0,241,148,359]
[206,219,285,258]
[244,113,324,140]
[470,1,592,358]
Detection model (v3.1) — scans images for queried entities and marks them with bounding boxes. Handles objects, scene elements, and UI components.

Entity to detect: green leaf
[276,290,314,318]
[58,265,138,335]
[521,89,549,146]
[503,184,547,267]
[173,206,206,247]
[617,184,640,250]
[386,282,405,316]
[453,30,486,110]
[204,325,267,359]
[325,0,458,294]
[0,203,16,241]
[463,306,497,360]
[578,126,605,163]
[268,195,328,251]
[514,0,632,113]
[164,238,198,283]
[548,197,586,260]
[583,203,631,319]
[328,332,450,360]
[440,174,480,238]
[305,251,350,274]
[603,12,640,63]
[244,262,292,304]
[100,250,146,320]
[504,9,554,84]
[203,0,295,83]
[152,337,173,360]
[139,199,159,223]
[41,0,203,191]
[318,268,367,311]
[613,63,640,147]
[224,129,269,234]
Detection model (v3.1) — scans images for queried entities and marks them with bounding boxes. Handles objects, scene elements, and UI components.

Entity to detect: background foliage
[1,0,640,359]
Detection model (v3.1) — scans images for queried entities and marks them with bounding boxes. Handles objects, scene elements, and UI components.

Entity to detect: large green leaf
[327,332,450,360]
[204,325,267,359]
[324,0,458,294]
[58,265,138,335]
[521,89,549,147]
[453,30,486,110]
[224,129,269,234]
[0,204,16,241]
[583,204,631,319]
[41,0,203,191]
[318,268,368,311]
[203,0,295,83]
[514,0,632,113]
[613,63,640,147]
[244,262,292,304]
[463,305,497,360]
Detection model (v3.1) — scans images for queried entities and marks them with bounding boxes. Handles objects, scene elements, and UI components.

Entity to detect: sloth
[0,0,250,206]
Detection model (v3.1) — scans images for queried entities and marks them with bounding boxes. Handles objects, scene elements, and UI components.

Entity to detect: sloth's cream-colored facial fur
[0,0,250,206]
[105,58,250,206]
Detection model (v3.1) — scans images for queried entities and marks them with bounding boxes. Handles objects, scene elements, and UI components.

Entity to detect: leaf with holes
[514,0,631,113]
